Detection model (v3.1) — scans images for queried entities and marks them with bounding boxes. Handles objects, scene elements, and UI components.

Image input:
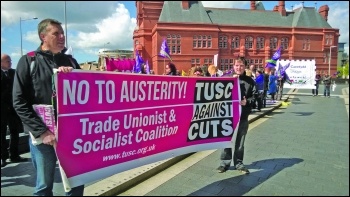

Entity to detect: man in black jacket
[217,56,256,174]
[12,18,84,196]
[1,54,27,167]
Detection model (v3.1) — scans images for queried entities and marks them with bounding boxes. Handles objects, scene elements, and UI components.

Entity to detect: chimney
[278,1,286,16]
[182,1,189,10]
[318,5,329,21]
[250,1,256,10]
[273,5,278,11]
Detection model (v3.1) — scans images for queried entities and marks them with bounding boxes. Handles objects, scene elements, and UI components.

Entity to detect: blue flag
[159,39,172,61]
[134,50,144,73]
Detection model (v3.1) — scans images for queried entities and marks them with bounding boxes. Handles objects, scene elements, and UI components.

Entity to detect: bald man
[1,54,26,167]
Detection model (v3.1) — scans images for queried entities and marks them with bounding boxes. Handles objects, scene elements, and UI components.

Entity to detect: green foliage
[337,61,349,78]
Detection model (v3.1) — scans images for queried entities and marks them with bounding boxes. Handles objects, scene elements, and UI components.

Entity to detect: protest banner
[53,71,241,188]
[277,59,316,89]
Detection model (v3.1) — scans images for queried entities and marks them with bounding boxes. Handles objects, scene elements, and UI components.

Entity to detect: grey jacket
[323,75,331,86]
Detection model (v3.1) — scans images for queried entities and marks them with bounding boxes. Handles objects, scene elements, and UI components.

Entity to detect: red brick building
[133,1,339,75]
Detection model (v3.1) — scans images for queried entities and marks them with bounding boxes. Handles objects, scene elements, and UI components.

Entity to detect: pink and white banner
[54,71,241,188]
[33,104,56,134]
[105,57,135,72]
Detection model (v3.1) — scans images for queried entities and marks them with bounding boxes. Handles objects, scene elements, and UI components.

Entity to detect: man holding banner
[217,56,256,174]
[12,18,84,196]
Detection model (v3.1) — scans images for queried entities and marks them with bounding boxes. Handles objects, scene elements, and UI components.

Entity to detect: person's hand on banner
[41,130,56,146]
[240,96,247,106]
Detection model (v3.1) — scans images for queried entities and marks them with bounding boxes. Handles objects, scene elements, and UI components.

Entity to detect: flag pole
[163,58,165,75]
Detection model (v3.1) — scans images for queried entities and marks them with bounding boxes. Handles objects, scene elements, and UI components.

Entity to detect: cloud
[69,3,136,56]
[24,30,41,46]
[327,2,349,55]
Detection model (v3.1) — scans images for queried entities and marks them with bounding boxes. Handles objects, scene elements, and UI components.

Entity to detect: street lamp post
[64,1,68,47]
[20,17,38,56]
[102,42,110,70]
[103,42,110,52]
[328,45,337,75]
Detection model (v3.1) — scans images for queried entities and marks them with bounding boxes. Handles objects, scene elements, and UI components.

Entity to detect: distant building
[133,1,340,75]
[97,49,134,70]
[80,61,99,71]
[337,42,348,67]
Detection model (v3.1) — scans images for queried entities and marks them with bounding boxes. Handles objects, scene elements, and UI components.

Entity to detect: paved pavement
[119,85,349,196]
[1,86,348,196]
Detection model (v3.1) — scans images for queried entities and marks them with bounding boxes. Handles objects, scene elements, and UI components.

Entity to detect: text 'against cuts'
[62,80,188,105]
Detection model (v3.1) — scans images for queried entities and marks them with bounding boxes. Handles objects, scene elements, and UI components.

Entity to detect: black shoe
[9,156,28,163]
[1,160,7,167]
[216,166,229,173]
[236,165,250,174]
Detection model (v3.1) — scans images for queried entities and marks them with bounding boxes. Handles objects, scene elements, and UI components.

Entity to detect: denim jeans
[220,118,249,167]
[324,85,331,96]
[29,138,84,196]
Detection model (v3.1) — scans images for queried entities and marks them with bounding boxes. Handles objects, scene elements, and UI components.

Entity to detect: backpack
[27,51,77,75]
[27,51,36,75]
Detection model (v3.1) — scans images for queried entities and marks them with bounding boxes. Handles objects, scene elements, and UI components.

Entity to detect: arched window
[231,36,240,49]
[302,38,310,50]
[325,34,333,45]
[167,34,181,54]
[270,37,278,49]
[281,37,289,50]
[256,37,264,49]
[245,36,253,49]
[193,35,212,48]
[207,35,212,48]
[219,36,228,48]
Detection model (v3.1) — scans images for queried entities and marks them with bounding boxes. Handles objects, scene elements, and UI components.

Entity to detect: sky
[1,1,349,69]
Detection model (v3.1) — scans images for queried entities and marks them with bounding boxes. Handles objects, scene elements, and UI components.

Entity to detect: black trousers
[312,84,319,95]
[220,118,249,167]
[1,109,23,160]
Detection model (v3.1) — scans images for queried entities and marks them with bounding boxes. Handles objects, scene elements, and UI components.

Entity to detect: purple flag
[159,39,172,61]
[265,47,282,68]
[221,69,234,77]
[265,62,276,68]
[134,50,144,73]
[272,46,282,61]
[145,60,150,74]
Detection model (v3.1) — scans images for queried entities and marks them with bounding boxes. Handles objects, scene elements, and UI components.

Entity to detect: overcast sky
[1,1,348,68]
